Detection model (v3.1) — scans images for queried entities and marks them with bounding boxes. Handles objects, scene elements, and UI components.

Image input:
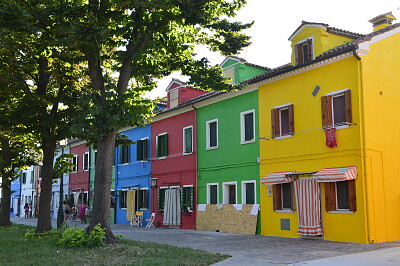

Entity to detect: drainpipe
[353,48,375,243]
[191,104,198,229]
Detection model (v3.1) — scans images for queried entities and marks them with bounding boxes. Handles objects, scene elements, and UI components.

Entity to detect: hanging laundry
[325,128,337,148]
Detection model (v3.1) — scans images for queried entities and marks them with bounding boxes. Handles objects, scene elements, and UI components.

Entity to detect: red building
[68,139,90,206]
[151,79,207,229]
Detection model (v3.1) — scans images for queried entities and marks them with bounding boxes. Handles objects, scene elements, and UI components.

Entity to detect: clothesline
[259,122,357,140]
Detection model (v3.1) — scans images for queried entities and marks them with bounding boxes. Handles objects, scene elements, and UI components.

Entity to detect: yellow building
[245,12,400,243]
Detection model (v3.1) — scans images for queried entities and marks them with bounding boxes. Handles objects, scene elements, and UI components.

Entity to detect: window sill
[182,152,193,156]
[84,169,89,172]
[119,163,129,166]
[240,139,255,145]
[275,209,294,213]
[274,135,293,140]
[329,210,354,214]
[206,146,218,151]
[334,125,350,130]
[139,208,148,211]
[157,156,168,160]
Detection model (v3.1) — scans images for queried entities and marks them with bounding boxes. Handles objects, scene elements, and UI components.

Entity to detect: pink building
[68,139,90,206]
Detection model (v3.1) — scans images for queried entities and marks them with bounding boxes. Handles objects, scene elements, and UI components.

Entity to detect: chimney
[368,12,396,31]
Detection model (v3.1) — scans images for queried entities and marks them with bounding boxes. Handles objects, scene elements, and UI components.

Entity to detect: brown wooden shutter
[344,90,352,124]
[273,184,282,211]
[321,96,333,128]
[348,180,357,211]
[296,44,303,64]
[325,182,336,211]
[271,108,280,138]
[307,39,313,61]
[288,104,294,135]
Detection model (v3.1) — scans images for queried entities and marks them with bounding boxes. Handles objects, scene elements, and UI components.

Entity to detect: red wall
[69,143,90,192]
[151,110,197,229]
[166,83,207,109]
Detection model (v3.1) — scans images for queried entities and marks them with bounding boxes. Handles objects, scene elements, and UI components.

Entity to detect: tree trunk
[36,143,56,233]
[88,131,116,243]
[0,137,12,226]
[0,174,12,227]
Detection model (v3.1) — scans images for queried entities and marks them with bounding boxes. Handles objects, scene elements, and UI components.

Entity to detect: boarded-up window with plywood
[321,90,352,128]
[169,89,179,108]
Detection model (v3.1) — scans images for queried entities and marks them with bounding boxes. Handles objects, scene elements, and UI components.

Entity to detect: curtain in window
[163,188,181,226]
[294,177,323,236]
[126,190,136,221]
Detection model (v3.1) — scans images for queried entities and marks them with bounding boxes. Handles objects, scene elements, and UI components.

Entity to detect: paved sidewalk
[11,217,400,265]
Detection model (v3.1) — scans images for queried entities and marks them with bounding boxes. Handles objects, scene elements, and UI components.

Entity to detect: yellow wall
[290,27,354,66]
[258,57,369,243]
[358,31,400,243]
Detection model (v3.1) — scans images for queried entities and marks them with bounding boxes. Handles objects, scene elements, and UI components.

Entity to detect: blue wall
[10,176,21,217]
[115,125,152,225]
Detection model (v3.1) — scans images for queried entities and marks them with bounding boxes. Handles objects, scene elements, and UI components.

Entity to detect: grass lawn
[0,224,230,265]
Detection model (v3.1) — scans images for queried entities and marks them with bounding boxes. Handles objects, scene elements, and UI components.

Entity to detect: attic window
[295,39,313,64]
[169,89,178,108]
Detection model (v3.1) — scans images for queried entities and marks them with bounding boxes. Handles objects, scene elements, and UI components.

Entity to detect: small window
[183,126,193,154]
[158,188,167,210]
[241,110,255,143]
[325,180,356,211]
[322,90,352,128]
[295,39,313,64]
[120,144,130,164]
[119,191,128,209]
[138,189,148,209]
[273,183,293,210]
[72,155,78,173]
[181,186,194,211]
[207,183,218,204]
[271,104,294,138]
[206,119,218,149]
[242,181,256,204]
[30,171,34,184]
[156,133,168,158]
[22,173,27,184]
[136,138,149,161]
[83,152,89,171]
[94,151,97,168]
[223,182,237,204]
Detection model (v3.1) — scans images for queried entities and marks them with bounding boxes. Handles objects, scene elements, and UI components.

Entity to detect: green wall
[197,89,260,205]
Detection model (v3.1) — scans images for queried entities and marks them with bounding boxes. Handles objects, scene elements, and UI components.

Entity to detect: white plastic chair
[145,213,156,228]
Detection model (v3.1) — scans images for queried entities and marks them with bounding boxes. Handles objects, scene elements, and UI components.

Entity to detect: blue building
[115,125,152,225]
[10,176,21,217]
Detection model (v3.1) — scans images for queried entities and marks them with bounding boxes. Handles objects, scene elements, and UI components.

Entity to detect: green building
[195,57,268,234]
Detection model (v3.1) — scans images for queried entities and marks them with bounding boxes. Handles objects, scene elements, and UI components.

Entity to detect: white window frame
[83,152,89,171]
[222,181,237,204]
[240,110,255,144]
[206,183,219,204]
[241,180,257,204]
[182,126,193,155]
[206,119,218,150]
[274,103,293,140]
[182,185,194,212]
[72,155,78,173]
[156,132,168,159]
[326,89,350,130]
[139,188,149,210]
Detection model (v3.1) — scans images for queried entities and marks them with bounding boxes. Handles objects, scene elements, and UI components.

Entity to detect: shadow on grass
[0,224,230,265]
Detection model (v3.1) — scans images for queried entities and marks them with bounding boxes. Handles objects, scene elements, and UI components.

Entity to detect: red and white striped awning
[261,171,296,185]
[313,166,357,182]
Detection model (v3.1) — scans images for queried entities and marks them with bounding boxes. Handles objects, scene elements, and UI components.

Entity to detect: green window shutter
[156,136,161,158]
[244,113,254,141]
[190,187,194,210]
[209,122,217,147]
[143,190,148,209]
[142,139,148,160]
[137,140,143,161]
[184,127,193,153]
[181,188,185,210]
[158,189,162,210]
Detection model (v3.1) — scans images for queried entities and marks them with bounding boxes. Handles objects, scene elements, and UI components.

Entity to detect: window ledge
[329,210,354,214]
[157,156,168,160]
[119,163,129,166]
[275,209,294,213]
[274,135,293,140]
[206,146,218,151]
[240,139,255,145]
[334,125,350,130]
[139,208,148,211]
[183,152,193,156]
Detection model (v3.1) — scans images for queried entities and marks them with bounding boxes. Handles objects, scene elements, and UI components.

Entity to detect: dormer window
[295,39,313,64]
[169,89,179,108]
